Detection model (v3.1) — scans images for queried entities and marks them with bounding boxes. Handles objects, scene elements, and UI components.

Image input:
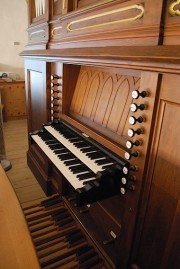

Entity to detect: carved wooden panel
[69,66,140,145]
[134,74,180,269]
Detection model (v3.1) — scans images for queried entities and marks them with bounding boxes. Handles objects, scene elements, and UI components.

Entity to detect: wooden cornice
[20,45,180,74]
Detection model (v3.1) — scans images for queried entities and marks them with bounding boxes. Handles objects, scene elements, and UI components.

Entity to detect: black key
[64,159,81,166]
[68,137,81,142]
[65,230,83,242]
[78,250,97,264]
[56,217,74,227]
[62,132,76,139]
[86,151,106,160]
[39,136,53,141]
[76,246,93,257]
[80,257,103,269]
[53,212,71,222]
[102,164,116,169]
[73,168,89,174]
[38,132,52,138]
[49,144,64,150]
[69,137,82,143]
[58,153,75,161]
[68,235,85,247]
[69,164,83,171]
[70,165,89,174]
[51,208,68,218]
[83,180,99,187]
[54,148,68,154]
[65,229,82,242]
[45,140,57,145]
[95,158,114,165]
[81,146,97,153]
[72,168,89,174]
[77,172,96,180]
[73,142,90,149]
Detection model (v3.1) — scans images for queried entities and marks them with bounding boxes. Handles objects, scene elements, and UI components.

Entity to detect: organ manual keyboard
[30,120,130,206]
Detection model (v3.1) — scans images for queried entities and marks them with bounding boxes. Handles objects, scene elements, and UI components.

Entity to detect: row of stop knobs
[120,90,149,194]
[51,74,62,120]
[125,89,149,160]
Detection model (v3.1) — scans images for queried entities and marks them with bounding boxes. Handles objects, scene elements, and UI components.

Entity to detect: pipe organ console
[19,0,180,268]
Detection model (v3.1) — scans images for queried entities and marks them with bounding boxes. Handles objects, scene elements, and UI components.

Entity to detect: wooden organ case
[21,1,180,269]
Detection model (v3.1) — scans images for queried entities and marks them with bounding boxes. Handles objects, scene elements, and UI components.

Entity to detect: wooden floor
[3,119,46,208]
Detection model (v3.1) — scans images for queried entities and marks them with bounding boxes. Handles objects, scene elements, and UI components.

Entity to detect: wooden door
[132,73,180,269]
[25,59,50,134]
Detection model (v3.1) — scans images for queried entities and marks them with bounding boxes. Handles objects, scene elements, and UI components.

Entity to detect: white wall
[0,0,28,79]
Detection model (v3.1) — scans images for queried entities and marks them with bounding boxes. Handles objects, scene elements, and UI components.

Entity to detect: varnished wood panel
[20,45,180,75]
[133,74,180,269]
[59,0,164,48]
[49,0,74,20]
[69,66,140,146]
[50,0,63,19]
[163,0,180,45]
[61,65,161,268]
[77,0,103,8]
[25,59,50,133]
[0,165,40,269]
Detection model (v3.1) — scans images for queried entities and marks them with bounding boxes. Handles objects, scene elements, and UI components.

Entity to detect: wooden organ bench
[0,164,40,269]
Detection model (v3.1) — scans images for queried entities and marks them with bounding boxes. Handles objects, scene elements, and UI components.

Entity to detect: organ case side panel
[133,74,180,269]
[25,59,50,133]
[25,59,51,194]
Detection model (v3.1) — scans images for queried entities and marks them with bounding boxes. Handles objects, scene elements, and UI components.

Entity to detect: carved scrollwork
[169,0,180,16]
